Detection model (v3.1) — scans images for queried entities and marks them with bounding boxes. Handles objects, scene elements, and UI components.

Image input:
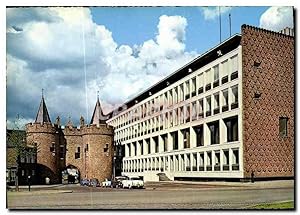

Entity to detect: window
[214,93,220,114]
[207,152,212,171]
[162,134,168,152]
[21,170,25,176]
[181,128,190,148]
[75,147,80,159]
[198,74,204,94]
[146,138,151,154]
[191,78,196,97]
[206,96,211,117]
[222,89,229,112]
[171,131,178,150]
[185,81,190,100]
[225,116,239,142]
[193,125,204,147]
[10,170,16,181]
[208,121,219,145]
[213,65,219,88]
[221,60,228,83]
[232,149,239,170]
[231,85,238,109]
[223,150,229,171]
[103,144,109,153]
[279,117,288,137]
[32,169,35,176]
[153,136,159,153]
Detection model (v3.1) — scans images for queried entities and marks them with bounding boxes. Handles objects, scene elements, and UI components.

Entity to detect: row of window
[110,54,239,129]
[123,148,240,173]
[125,116,239,157]
[115,85,239,143]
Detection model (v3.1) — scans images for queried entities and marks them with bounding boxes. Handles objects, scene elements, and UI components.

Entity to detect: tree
[7,114,39,191]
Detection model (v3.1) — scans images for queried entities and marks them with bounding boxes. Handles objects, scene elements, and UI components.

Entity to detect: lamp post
[27,175,31,191]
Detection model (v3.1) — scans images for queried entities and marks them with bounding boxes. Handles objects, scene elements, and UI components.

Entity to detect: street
[7,181,294,209]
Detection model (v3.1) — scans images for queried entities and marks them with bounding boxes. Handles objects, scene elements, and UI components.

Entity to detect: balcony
[213,107,220,115]
[222,105,229,112]
[221,75,228,84]
[192,166,197,171]
[232,164,239,171]
[206,110,211,117]
[231,71,238,80]
[186,166,191,171]
[205,83,211,91]
[198,87,204,94]
[223,164,229,171]
[213,79,219,88]
[206,165,212,171]
[231,102,239,109]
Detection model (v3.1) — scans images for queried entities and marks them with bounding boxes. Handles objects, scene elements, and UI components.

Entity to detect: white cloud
[201,6,233,20]
[6,8,198,127]
[259,6,294,32]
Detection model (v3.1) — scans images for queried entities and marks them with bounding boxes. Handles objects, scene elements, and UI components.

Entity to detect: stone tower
[26,94,114,184]
[26,95,61,184]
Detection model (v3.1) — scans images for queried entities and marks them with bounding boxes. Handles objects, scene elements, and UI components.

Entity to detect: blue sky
[6,6,294,128]
[90,7,269,54]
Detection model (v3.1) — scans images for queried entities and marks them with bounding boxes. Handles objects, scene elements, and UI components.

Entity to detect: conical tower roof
[35,93,51,123]
[90,97,108,125]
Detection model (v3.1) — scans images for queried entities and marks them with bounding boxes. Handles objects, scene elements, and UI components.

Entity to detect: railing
[232,164,239,171]
[198,87,204,94]
[221,75,228,84]
[206,110,211,117]
[213,107,220,115]
[205,83,211,91]
[223,164,229,171]
[231,102,239,110]
[214,165,220,171]
[231,71,238,80]
[222,105,229,112]
[213,79,219,88]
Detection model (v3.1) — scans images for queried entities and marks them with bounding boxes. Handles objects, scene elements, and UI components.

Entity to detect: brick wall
[241,25,294,178]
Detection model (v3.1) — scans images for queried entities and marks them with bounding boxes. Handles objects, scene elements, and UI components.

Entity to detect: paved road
[7,186,294,209]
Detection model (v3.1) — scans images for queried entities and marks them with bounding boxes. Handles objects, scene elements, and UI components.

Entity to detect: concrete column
[229,149,233,171]
[178,130,184,149]
[220,118,227,144]
[136,141,140,156]
[204,152,207,171]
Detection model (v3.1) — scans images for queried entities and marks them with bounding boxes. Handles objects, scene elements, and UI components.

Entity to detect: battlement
[82,123,113,136]
[63,125,82,136]
[26,122,58,133]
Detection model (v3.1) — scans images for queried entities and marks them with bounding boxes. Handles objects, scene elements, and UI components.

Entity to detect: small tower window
[75,147,80,159]
[279,117,288,137]
[104,143,109,153]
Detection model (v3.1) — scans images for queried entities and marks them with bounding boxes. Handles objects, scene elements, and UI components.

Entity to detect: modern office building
[107,25,294,181]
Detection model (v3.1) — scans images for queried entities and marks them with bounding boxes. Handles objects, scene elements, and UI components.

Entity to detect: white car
[122,177,144,189]
[101,178,112,188]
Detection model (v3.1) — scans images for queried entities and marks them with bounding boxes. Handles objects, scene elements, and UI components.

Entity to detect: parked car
[101,178,112,188]
[80,178,90,186]
[112,176,128,188]
[89,178,100,187]
[122,176,144,189]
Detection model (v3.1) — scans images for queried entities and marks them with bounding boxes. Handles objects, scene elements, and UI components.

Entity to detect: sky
[6,6,294,128]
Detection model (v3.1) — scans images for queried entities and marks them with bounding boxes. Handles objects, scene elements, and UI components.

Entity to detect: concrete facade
[107,25,294,182]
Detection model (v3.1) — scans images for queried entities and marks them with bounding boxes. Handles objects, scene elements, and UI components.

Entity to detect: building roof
[35,95,51,123]
[108,34,242,118]
[90,97,109,125]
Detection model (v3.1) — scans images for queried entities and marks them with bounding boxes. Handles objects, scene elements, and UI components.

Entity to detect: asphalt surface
[7,181,294,209]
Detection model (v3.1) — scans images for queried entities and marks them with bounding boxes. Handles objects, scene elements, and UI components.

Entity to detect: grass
[250,201,294,209]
